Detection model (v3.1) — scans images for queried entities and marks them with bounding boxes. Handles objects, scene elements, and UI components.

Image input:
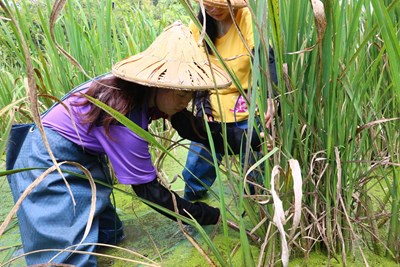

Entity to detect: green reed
[181,0,400,265]
[1,0,400,266]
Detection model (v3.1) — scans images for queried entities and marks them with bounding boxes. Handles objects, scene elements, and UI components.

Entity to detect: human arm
[170,109,262,154]
[95,126,220,225]
[194,91,213,121]
[253,46,279,129]
[131,178,220,225]
[264,97,278,129]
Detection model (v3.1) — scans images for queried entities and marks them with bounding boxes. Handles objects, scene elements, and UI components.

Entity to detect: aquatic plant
[1,0,399,266]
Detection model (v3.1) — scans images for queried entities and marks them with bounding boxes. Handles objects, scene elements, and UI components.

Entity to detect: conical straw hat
[112,21,232,91]
[194,0,247,8]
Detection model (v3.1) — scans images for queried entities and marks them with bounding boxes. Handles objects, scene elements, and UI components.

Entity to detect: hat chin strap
[153,89,159,110]
[152,90,167,131]
[149,88,161,110]
[149,89,169,121]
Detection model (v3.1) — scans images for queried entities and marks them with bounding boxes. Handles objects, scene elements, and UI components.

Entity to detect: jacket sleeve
[268,46,278,89]
[131,178,220,225]
[194,91,212,118]
[253,46,278,97]
[170,110,262,155]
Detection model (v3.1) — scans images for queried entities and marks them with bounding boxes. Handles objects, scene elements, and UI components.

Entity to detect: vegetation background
[1,0,399,266]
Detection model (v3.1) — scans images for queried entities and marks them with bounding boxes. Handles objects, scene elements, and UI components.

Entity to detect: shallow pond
[1,149,399,266]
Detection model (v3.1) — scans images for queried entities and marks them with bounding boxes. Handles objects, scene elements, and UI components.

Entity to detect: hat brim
[112,57,232,91]
[112,21,232,91]
[194,0,248,8]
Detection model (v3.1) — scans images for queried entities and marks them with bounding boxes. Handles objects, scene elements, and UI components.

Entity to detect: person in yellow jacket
[183,0,278,201]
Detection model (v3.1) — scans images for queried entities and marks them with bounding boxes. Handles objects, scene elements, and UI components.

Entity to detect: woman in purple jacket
[6,21,263,266]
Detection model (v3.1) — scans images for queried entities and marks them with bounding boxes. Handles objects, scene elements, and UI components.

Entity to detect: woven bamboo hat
[194,0,247,8]
[112,21,231,91]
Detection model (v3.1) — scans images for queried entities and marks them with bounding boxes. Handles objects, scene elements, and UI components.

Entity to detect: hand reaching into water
[259,132,274,151]
[264,98,277,129]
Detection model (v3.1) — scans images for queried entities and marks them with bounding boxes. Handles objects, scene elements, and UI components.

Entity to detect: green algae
[160,233,261,267]
[99,215,260,267]
[289,250,399,267]
[0,176,24,267]
[2,152,400,267]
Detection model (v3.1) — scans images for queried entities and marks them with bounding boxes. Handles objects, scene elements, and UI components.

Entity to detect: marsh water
[0,149,398,266]
[0,147,254,266]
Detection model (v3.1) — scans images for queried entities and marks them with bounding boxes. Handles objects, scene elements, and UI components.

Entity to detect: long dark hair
[74,76,153,137]
[198,11,218,54]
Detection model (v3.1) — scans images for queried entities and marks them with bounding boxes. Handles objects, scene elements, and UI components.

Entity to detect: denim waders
[7,126,124,267]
